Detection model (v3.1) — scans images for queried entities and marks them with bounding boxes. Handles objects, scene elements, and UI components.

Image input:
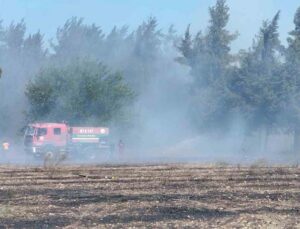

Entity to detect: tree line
[1,0,300,152]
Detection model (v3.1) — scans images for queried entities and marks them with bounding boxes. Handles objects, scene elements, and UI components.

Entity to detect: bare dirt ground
[0,164,299,228]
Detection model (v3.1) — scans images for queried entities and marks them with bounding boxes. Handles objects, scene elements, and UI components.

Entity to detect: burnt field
[0,164,299,228]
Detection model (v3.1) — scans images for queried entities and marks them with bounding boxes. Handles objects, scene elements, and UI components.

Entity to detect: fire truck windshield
[25,126,35,136]
[37,128,47,136]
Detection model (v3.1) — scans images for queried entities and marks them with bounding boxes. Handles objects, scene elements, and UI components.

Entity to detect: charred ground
[0,164,299,228]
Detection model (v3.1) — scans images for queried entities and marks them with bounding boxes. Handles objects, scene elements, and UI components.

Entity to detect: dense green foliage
[26,61,133,125]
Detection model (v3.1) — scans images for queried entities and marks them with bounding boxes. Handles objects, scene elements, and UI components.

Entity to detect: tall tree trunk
[293,126,300,154]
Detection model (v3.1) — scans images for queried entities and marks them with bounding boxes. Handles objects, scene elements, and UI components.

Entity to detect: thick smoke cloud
[0,1,300,165]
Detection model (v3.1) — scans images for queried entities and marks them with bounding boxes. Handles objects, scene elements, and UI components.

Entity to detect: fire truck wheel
[45,151,54,160]
[44,151,54,167]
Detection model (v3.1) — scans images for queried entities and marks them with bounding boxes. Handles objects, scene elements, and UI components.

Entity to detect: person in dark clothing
[118,140,124,155]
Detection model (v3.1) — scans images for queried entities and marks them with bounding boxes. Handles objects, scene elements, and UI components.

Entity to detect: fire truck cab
[24,123,68,155]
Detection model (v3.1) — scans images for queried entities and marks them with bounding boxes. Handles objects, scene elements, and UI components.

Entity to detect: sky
[0,0,299,51]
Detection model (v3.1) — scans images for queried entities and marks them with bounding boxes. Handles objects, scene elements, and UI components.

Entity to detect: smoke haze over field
[1,0,300,165]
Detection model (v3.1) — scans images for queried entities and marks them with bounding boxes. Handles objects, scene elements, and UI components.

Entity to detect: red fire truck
[24,122,111,158]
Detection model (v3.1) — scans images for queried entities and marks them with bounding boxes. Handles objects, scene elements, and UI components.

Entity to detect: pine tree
[229,11,285,150]
[285,7,300,152]
[134,17,161,61]
[125,17,162,92]
[4,20,26,55]
[177,0,238,132]
[22,31,47,76]
[177,25,193,65]
[52,17,104,62]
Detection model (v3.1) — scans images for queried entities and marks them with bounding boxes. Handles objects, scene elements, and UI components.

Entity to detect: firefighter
[2,141,9,151]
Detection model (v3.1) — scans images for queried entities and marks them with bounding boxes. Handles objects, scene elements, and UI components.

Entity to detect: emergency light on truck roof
[100,128,107,134]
